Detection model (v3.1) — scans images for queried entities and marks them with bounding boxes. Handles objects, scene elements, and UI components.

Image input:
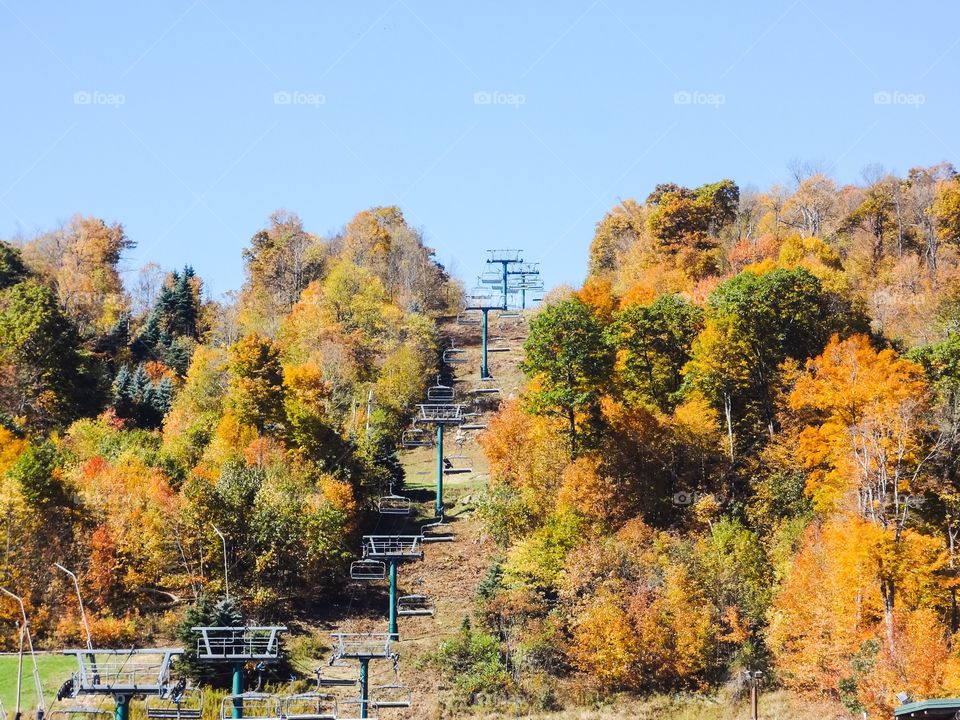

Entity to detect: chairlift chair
[377,493,412,516]
[281,692,337,720]
[426,378,455,403]
[48,707,114,720]
[469,385,500,395]
[218,694,280,720]
[420,515,455,543]
[460,422,488,431]
[146,687,203,720]
[442,349,468,365]
[456,312,481,326]
[396,594,435,617]
[371,683,413,709]
[400,428,433,448]
[442,454,472,475]
[479,270,503,285]
[350,559,386,581]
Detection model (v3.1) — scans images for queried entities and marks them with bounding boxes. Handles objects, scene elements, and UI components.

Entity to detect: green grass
[0,655,78,715]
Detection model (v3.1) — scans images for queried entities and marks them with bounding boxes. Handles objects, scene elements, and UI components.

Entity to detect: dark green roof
[895,698,960,718]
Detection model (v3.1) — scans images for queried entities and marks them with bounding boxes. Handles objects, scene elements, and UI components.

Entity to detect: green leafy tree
[606,294,703,410]
[0,280,101,428]
[0,241,28,290]
[521,298,614,456]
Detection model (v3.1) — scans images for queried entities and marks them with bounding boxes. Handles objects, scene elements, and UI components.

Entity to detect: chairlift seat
[442,350,468,365]
[281,692,337,720]
[146,691,203,720]
[350,559,386,580]
[487,346,511,353]
[401,429,433,448]
[469,387,500,395]
[420,518,455,543]
[377,494,412,516]
[396,595,435,617]
[371,684,413,708]
[443,466,471,475]
[460,423,488,431]
[49,708,114,720]
[456,312,481,326]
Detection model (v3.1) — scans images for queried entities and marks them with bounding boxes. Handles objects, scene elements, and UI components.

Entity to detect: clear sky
[1,1,957,296]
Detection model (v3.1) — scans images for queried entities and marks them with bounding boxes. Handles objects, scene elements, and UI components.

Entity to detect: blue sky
[0,1,957,296]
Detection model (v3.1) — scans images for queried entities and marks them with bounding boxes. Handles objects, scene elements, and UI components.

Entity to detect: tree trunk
[724,393,735,462]
[881,578,896,652]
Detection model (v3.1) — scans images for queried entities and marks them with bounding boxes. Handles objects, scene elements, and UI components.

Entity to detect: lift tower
[190,626,286,719]
[464,284,505,380]
[329,634,396,720]
[415,403,465,516]
[360,535,424,638]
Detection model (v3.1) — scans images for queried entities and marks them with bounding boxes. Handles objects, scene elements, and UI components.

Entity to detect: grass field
[0,655,78,715]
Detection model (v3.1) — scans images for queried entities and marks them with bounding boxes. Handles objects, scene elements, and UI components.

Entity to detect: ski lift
[442,348,468,365]
[460,422,488,431]
[218,694,280,720]
[469,385,500,395]
[281,691,337,720]
[497,310,521,320]
[442,453,471,475]
[487,249,522,263]
[426,377,455,403]
[400,428,433,448]
[146,686,203,720]
[48,707,113,720]
[421,515,455,543]
[371,683,412,709]
[396,594,435,617]
[350,559,386,581]
[479,270,502,285]
[377,484,412,516]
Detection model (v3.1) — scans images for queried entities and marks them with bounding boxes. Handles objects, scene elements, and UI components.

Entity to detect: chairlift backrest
[146,690,203,720]
[218,694,280,720]
[426,382,455,403]
[281,693,337,720]
[350,559,386,580]
[377,494,412,516]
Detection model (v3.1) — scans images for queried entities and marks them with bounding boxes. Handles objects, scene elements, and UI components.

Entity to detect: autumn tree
[20,215,133,335]
[685,267,860,456]
[789,334,944,645]
[227,334,286,434]
[240,210,325,333]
